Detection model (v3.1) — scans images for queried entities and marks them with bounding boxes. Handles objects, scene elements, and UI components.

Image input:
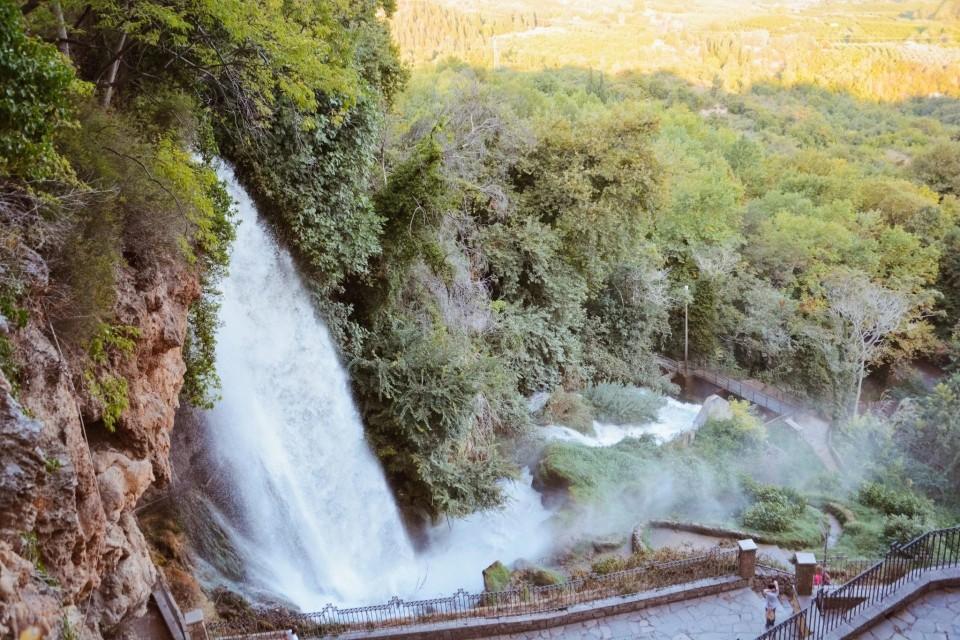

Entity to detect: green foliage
[88,323,140,366]
[223,97,385,299]
[890,373,960,503]
[181,293,222,409]
[583,384,665,426]
[590,556,626,576]
[351,316,524,518]
[914,142,960,197]
[857,482,934,519]
[61,617,79,640]
[0,2,78,179]
[691,401,766,460]
[83,322,139,433]
[534,437,659,505]
[741,479,808,533]
[538,390,594,435]
[883,514,928,544]
[19,531,44,571]
[44,456,62,474]
[182,173,235,408]
[84,371,129,433]
[482,561,511,592]
[0,334,19,395]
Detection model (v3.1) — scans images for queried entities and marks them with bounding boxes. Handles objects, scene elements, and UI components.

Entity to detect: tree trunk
[53,0,70,58]
[853,358,865,418]
[101,32,127,109]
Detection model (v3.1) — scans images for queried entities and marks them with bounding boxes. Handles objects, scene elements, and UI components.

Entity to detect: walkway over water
[655,356,805,416]
[655,356,839,472]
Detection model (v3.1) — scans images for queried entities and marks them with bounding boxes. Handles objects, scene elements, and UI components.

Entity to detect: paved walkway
[784,413,839,473]
[854,586,960,639]
[484,587,782,640]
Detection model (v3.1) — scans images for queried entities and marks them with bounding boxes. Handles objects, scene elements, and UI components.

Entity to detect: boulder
[482,561,511,593]
[693,394,732,429]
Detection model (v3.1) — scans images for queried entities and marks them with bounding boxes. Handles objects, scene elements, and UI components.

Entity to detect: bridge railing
[208,548,739,639]
[756,525,960,640]
[655,356,806,415]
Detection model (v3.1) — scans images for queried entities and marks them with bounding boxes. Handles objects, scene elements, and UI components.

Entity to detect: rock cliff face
[0,259,198,639]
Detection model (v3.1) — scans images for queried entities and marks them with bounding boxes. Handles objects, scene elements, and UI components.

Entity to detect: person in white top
[763,579,780,630]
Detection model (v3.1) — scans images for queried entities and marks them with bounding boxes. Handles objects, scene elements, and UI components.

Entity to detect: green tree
[0,2,77,179]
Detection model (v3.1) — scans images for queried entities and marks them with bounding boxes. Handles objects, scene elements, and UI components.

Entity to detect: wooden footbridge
[656,356,839,471]
[655,355,806,416]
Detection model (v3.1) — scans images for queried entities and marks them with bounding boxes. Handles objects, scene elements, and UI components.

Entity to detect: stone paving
[854,586,960,640]
[484,587,782,640]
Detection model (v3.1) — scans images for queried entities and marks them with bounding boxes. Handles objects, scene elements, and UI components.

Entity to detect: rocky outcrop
[692,394,733,429]
[0,259,198,639]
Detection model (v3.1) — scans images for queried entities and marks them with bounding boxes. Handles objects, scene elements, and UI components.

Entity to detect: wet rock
[482,561,511,592]
[692,394,732,428]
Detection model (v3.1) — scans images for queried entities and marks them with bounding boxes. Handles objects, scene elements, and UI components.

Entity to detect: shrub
[883,514,928,545]
[83,323,139,432]
[858,482,933,518]
[583,383,665,425]
[693,401,765,459]
[84,372,128,433]
[741,479,808,533]
[742,501,793,532]
[539,390,594,435]
[590,556,626,575]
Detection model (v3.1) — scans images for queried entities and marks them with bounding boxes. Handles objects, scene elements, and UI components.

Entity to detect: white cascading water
[202,162,418,609]
[201,161,700,611]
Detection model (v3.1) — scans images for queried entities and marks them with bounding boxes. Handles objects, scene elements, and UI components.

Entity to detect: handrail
[756,525,960,640]
[654,355,806,414]
[208,548,740,639]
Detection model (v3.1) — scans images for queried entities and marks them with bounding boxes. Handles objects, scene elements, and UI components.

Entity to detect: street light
[683,284,689,374]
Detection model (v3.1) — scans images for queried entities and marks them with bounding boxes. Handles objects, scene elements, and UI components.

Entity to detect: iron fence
[819,554,877,585]
[208,548,739,639]
[756,525,960,640]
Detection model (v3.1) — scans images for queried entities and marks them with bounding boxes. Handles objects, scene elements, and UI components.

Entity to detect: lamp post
[683,284,690,375]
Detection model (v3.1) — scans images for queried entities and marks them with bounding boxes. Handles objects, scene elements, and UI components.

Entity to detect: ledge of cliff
[0,258,199,639]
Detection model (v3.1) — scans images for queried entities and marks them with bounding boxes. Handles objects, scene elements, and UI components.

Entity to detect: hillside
[391,0,960,99]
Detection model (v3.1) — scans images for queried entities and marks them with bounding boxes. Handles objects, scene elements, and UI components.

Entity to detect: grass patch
[534,437,659,503]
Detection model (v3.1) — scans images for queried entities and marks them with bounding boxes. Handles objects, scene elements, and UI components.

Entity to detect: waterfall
[200,162,417,609]
[192,160,700,612]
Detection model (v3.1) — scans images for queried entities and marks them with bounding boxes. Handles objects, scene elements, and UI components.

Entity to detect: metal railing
[756,526,960,640]
[209,548,739,639]
[819,554,877,585]
[654,356,805,415]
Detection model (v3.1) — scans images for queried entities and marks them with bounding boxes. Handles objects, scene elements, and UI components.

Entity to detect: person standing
[763,579,780,630]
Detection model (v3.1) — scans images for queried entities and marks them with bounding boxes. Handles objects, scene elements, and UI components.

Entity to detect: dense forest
[3,0,960,631]
[349,62,960,552]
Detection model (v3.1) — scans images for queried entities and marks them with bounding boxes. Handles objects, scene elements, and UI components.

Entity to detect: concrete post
[737,539,757,579]
[795,552,817,596]
[184,609,208,640]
